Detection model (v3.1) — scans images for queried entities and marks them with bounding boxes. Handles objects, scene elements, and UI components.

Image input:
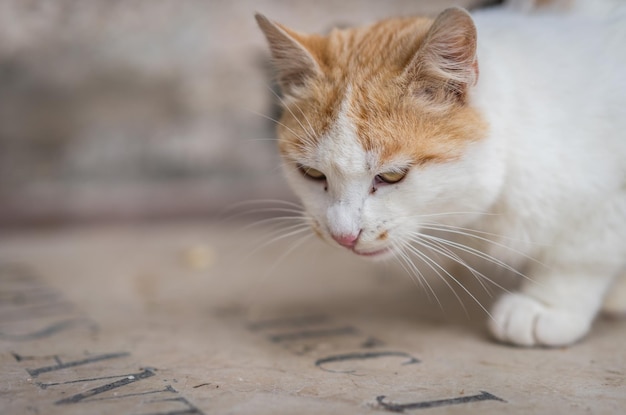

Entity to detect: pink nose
[331,232,360,248]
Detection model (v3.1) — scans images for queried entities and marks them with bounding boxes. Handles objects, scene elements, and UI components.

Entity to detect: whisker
[392,242,443,311]
[421,221,550,247]
[220,209,305,228]
[265,85,317,141]
[247,109,312,145]
[238,229,314,303]
[262,233,315,280]
[226,198,304,210]
[391,243,425,291]
[401,235,505,321]
[241,215,311,232]
[405,241,496,321]
[414,231,539,285]
[219,199,304,222]
[412,234,491,295]
[418,224,548,270]
[410,235,510,297]
[243,223,312,263]
[259,220,311,240]
[244,137,280,142]
[405,211,501,219]
[227,207,305,218]
[237,207,305,216]
[221,199,304,216]
[401,241,470,318]
[393,249,426,292]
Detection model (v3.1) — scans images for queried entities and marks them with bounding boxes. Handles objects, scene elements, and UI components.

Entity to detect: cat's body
[256,4,626,347]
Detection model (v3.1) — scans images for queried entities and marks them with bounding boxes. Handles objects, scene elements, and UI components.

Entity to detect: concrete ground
[0,221,624,414]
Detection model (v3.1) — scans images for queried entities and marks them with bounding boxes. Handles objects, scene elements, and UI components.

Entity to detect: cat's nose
[331,231,360,248]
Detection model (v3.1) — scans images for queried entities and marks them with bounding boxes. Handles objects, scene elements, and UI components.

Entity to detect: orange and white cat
[256,4,626,347]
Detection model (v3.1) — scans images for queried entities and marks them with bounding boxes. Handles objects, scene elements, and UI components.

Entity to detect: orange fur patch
[275,16,487,168]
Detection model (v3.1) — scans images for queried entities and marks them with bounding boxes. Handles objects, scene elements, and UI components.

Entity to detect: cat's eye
[298,165,326,181]
[377,170,408,184]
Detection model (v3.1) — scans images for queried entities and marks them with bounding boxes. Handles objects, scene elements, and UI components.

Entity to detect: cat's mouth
[311,220,393,259]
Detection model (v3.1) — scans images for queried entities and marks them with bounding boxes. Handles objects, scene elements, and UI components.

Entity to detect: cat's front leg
[488,264,618,347]
[488,193,626,347]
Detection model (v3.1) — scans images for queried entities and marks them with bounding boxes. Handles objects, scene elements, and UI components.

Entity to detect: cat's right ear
[255,13,322,97]
[404,7,478,105]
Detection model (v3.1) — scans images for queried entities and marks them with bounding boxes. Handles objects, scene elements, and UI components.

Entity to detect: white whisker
[414,230,539,285]
[265,85,318,141]
[418,223,548,270]
[392,241,443,311]
[422,221,548,246]
[401,237,498,321]
[243,223,312,263]
[262,233,315,279]
[407,211,501,219]
[244,137,280,142]
[410,234,510,296]
[401,241,470,318]
[241,215,311,232]
[219,199,305,223]
[247,109,312,145]
[226,198,304,210]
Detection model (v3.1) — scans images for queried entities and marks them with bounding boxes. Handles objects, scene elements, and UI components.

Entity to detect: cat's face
[257,8,504,260]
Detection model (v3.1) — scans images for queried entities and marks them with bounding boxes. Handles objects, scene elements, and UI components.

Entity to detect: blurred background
[0,0,495,229]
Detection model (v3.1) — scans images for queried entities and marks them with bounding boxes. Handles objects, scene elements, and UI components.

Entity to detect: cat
[255,3,626,347]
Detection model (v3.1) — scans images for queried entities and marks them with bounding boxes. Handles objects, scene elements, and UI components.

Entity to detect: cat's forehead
[280,85,486,173]
[317,90,365,172]
[303,88,400,175]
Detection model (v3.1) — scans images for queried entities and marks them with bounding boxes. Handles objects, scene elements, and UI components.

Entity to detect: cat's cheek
[301,190,336,240]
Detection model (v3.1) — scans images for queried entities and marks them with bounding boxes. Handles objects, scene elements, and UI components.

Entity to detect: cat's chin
[351,247,393,260]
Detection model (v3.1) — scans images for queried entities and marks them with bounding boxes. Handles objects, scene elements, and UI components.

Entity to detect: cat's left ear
[255,13,323,97]
[404,7,478,105]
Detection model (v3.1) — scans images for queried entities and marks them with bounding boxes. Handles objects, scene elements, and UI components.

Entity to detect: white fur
[285,6,626,346]
[471,7,626,346]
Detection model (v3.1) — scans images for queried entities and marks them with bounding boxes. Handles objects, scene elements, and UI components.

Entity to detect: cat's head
[256,8,503,260]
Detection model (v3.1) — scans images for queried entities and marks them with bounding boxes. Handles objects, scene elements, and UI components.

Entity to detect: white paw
[489,293,592,347]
